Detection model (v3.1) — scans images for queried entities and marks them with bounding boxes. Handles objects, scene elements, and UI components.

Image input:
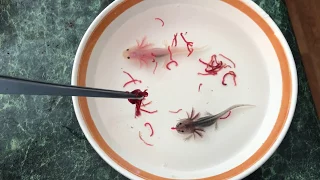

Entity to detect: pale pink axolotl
[122,36,206,67]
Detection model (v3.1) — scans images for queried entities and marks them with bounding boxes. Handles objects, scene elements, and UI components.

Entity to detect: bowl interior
[75,0,290,179]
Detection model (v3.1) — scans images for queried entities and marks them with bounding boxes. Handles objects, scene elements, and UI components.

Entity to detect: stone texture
[0,0,319,179]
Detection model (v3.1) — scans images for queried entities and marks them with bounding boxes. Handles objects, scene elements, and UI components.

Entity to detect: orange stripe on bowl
[76,0,292,179]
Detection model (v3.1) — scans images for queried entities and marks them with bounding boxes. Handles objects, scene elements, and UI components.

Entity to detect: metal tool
[0,75,143,99]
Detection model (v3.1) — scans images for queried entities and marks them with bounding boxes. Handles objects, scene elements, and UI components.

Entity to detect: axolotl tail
[193,104,255,127]
[210,104,255,119]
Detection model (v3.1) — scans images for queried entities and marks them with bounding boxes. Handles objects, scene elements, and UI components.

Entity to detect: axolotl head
[175,120,194,134]
[122,47,140,60]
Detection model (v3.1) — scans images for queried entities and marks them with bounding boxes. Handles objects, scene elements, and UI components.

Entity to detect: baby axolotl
[122,36,206,67]
[175,104,255,140]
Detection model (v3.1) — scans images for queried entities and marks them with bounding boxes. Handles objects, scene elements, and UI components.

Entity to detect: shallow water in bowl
[84,0,282,178]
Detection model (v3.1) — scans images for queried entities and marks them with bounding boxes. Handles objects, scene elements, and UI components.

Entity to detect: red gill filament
[136,36,152,49]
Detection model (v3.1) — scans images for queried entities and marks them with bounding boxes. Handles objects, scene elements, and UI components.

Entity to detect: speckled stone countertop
[0,0,319,179]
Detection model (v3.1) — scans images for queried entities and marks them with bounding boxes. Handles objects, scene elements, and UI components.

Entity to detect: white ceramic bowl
[71,0,297,179]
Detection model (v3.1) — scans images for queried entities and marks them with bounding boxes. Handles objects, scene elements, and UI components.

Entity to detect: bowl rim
[71,0,298,179]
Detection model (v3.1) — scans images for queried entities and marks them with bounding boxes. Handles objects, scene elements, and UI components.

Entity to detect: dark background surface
[0,0,319,179]
[284,0,320,119]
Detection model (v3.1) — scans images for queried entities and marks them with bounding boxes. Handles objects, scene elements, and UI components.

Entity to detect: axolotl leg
[184,134,193,141]
[194,128,205,138]
[184,128,205,141]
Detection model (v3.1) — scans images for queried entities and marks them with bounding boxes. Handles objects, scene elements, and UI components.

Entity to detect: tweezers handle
[0,75,142,99]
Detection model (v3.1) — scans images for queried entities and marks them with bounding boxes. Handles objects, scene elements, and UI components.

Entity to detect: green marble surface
[0,0,319,179]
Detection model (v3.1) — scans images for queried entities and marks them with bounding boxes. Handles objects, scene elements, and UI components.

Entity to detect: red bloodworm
[211,55,220,66]
[180,33,194,56]
[206,66,224,74]
[171,127,177,130]
[169,109,182,113]
[198,83,203,92]
[222,71,237,86]
[166,61,178,70]
[144,122,154,137]
[171,33,178,47]
[139,131,153,146]
[199,63,221,75]
[128,89,148,117]
[198,55,227,76]
[142,101,152,107]
[197,73,214,76]
[180,32,190,42]
[166,46,178,70]
[208,55,219,68]
[123,71,142,87]
[153,62,158,74]
[199,59,212,67]
[168,46,174,60]
[154,18,164,27]
[123,80,142,88]
[219,54,236,68]
[211,54,218,64]
[141,109,158,114]
[220,111,232,119]
[123,71,136,82]
[232,73,237,86]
